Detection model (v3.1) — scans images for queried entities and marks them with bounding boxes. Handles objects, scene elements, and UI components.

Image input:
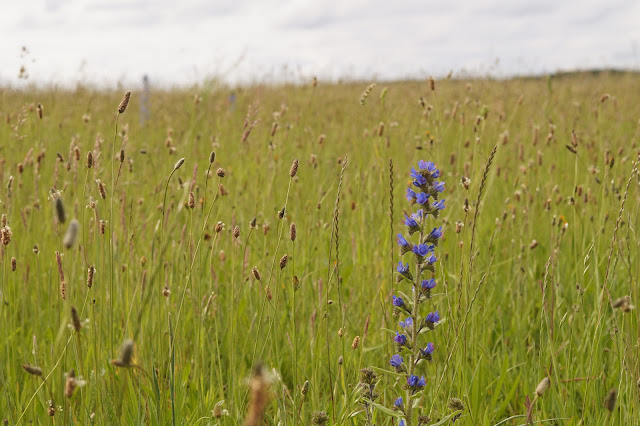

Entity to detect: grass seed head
[289,159,299,177]
[70,306,82,332]
[22,364,43,376]
[604,388,617,412]
[117,90,131,114]
[289,223,296,241]
[87,265,96,288]
[173,158,185,172]
[245,363,271,426]
[63,219,80,249]
[111,339,135,367]
[279,254,288,270]
[252,266,262,281]
[55,198,66,223]
[535,377,550,397]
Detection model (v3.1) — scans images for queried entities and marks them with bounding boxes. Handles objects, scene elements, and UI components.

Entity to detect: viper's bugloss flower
[425,311,440,330]
[399,317,413,329]
[419,160,440,178]
[390,354,404,368]
[432,181,445,193]
[392,295,405,308]
[397,262,409,273]
[404,214,418,228]
[415,192,429,204]
[406,188,416,203]
[407,375,426,389]
[412,243,434,258]
[399,420,406,426]
[412,168,428,187]
[426,226,443,244]
[394,332,407,346]
[433,199,446,210]
[426,311,440,322]
[422,279,437,290]
[420,342,435,362]
[397,233,412,254]
[394,397,404,409]
[411,210,425,221]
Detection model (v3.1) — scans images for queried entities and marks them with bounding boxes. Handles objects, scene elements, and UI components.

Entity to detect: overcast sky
[1,0,639,88]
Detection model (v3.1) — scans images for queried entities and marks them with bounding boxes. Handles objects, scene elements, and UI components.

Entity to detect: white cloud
[0,0,638,88]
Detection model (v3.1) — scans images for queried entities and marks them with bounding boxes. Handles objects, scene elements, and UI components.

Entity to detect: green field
[1,72,640,424]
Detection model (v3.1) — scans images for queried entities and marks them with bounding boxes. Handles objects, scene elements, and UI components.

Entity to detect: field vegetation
[1,71,640,424]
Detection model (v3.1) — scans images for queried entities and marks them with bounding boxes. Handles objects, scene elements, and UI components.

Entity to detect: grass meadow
[1,72,640,424]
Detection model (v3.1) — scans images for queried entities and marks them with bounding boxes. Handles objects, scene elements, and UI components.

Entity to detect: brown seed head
[10,257,16,272]
[233,225,240,239]
[252,266,262,281]
[71,306,82,332]
[245,363,271,426]
[64,370,77,398]
[111,339,135,367]
[117,90,132,114]
[215,221,224,233]
[86,151,93,168]
[279,254,288,270]
[292,275,300,291]
[209,151,216,164]
[119,149,125,163]
[96,179,106,199]
[289,159,299,177]
[188,192,195,209]
[351,336,360,349]
[264,285,272,300]
[289,222,296,241]
[1,226,12,246]
[22,363,43,376]
[604,388,617,412]
[87,265,96,288]
[36,103,43,119]
[55,198,66,223]
[216,167,226,177]
[250,217,257,229]
[461,176,471,190]
[301,380,310,395]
